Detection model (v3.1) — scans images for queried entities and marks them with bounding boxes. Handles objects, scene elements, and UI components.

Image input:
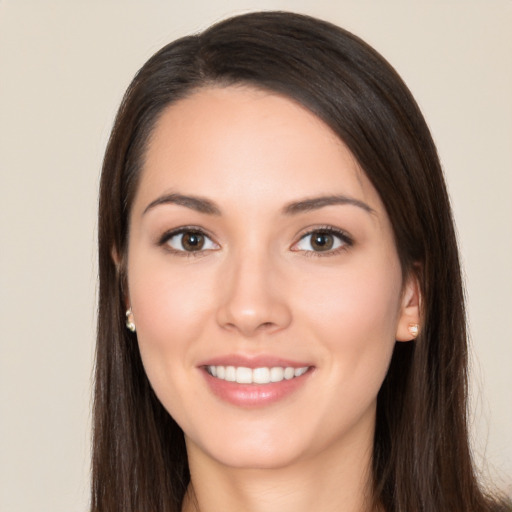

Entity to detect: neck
[181,421,376,512]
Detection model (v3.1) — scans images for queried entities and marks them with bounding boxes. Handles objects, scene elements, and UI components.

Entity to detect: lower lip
[202,368,313,407]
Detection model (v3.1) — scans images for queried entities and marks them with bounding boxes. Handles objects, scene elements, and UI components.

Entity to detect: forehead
[134,85,384,216]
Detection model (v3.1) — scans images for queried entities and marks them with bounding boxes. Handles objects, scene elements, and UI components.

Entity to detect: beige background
[0,1,511,510]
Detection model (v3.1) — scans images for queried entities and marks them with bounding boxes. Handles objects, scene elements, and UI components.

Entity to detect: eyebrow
[282,195,376,215]
[142,192,375,217]
[143,193,221,216]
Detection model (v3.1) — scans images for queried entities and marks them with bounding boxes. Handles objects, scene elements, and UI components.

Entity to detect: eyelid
[158,225,220,254]
[156,224,352,256]
[291,225,354,255]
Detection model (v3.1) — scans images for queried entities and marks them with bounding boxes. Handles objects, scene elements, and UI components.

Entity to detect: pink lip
[199,354,311,369]
[198,354,314,408]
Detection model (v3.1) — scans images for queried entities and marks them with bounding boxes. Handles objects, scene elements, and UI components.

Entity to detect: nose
[215,250,292,338]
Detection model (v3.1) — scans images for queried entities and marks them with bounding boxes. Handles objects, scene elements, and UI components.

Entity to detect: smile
[206,365,310,384]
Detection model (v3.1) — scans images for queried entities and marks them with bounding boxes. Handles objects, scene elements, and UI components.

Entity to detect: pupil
[312,232,333,251]
[183,232,204,251]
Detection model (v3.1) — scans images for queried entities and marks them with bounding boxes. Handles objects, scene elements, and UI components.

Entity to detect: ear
[111,245,121,268]
[111,246,130,308]
[395,270,421,342]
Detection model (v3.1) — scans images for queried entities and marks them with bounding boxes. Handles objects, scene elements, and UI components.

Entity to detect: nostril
[224,321,275,331]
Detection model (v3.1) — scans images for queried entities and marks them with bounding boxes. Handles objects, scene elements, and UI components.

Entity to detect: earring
[125,308,136,332]
[408,323,419,338]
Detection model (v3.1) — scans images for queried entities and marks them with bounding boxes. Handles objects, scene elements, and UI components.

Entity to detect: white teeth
[284,367,295,380]
[236,367,252,384]
[225,366,236,382]
[294,367,308,377]
[253,367,270,384]
[207,365,309,384]
[270,367,284,382]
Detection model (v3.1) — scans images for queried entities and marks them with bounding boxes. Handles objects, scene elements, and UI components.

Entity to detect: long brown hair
[92,11,510,512]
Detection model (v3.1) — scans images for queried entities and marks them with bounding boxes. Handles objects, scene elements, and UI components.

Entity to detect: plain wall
[0,1,510,510]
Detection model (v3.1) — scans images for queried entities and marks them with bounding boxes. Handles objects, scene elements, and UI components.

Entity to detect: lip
[198,354,314,407]
[199,354,311,369]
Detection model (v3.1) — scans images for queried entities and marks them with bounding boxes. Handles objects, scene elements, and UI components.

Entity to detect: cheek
[295,258,402,385]
[300,258,401,332]
[127,255,216,387]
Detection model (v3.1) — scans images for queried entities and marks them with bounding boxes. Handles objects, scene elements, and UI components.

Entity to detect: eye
[162,229,219,253]
[293,228,352,253]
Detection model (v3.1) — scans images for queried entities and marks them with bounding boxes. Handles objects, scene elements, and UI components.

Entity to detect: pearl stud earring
[408,323,419,338]
[125,308,136,332]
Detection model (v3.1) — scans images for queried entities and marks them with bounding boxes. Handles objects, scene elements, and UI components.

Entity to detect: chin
[185,423,311,470]
[197,442,305,471]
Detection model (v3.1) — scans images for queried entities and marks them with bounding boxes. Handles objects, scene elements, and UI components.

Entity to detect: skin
[125,86,420,512]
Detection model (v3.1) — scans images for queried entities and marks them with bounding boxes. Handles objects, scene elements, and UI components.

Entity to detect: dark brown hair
[92,11,510,512]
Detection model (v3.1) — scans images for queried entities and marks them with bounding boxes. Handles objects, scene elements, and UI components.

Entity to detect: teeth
[225,366,236,382]
[236,367,252,384]
[253,367,270,384]
[270,367,284,382]
[294,367,308,377]
[207,365,309,384]
[284,367,295,380]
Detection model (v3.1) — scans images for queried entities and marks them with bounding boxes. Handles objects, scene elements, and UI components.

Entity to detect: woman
[92,11,510,512]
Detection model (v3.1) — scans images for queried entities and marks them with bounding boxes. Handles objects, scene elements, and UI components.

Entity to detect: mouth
[200,360,314,407]
[205,365,310,384]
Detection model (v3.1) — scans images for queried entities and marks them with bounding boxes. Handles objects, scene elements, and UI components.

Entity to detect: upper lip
[198,354,312,369]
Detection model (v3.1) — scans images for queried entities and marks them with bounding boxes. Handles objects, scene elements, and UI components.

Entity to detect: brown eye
[310,232,334,251]
[181,232,204,251]
[165,230,218,253]
[293,228,351,254]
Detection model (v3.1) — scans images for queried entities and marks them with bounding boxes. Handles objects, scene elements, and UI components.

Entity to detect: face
[126,86,418,470]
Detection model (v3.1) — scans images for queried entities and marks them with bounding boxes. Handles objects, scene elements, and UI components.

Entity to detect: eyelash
[157,225,354,257]
[158,226,219,258]
[293,226,354,257]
